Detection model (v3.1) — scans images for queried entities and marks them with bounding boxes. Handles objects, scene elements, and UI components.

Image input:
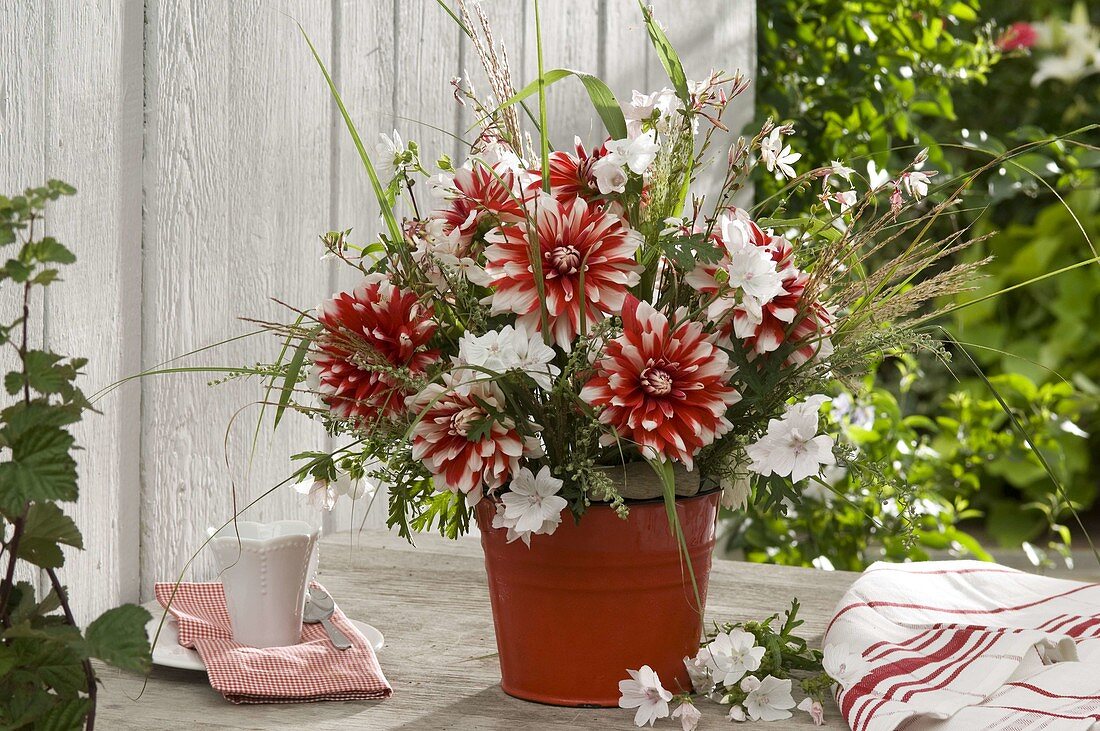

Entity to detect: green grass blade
[637,1,689,102]
[298,23,403,248]
[648,457,704,616]
[493,69,628,141]
[273,324,319,430]
[534,0,550,192]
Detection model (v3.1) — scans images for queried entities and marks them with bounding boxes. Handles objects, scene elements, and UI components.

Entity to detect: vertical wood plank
[326,0,397,533]
[646,0,757,195]
[142,0,334,590]
[0,1,48,601]
[43,0,145,623]
[522,0,604,149]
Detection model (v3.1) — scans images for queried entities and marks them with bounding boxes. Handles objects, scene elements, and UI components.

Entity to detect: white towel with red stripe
[824,561,1100,730]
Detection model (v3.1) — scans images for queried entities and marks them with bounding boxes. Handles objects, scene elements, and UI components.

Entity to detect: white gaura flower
[827,160,855,183]
[866,160,891,190]
[436,252,493,287]
[720,473,752,510]
[745,395,836,484]
[500,465,568,537]
[798,697,826,726]
[591,156,629,194]
[704,629,766,686]
[605,131,661,174]
[670,701,702,731]
[900,170,932,199]
[741,674,796,722]
[822,643,870,689]
[376,129,406,175]
[618,665,673,727]
[294,479,337,512]
[760,127,802,179]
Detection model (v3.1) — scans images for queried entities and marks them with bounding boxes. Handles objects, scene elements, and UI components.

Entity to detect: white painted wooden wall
[0,0,754,622]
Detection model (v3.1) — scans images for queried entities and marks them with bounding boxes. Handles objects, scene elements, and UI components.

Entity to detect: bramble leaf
[83,604,152,673]
[0,424,78,511]
[18,502,84,569]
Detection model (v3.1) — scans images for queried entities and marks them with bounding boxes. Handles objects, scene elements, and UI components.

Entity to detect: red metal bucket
[474,490,719,707]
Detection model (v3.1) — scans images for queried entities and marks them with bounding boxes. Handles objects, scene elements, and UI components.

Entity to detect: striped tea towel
[155,581,392,704]
[824,561,1100,730]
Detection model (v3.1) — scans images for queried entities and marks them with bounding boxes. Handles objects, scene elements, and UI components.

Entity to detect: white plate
[143,601,385,672]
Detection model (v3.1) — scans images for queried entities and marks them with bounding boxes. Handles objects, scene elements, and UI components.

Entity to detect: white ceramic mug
[209,520,319,648]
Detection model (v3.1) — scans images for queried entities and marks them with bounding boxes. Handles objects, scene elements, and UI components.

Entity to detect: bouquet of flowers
[274,0,985,550]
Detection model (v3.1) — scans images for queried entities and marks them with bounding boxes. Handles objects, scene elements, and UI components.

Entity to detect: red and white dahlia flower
[580,297,741,469]
[311,276,438,422]
[407,373,543,503]
[484,195,643,350]
[429,161,526,249]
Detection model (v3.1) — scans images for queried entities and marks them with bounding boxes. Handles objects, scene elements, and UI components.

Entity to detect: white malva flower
[494,466,567,546]
[720,473,751,510]
[605,131,661,174]
[457,325,559,390]
[618,665,673,728]
[760,127,802,179]
[704,629,766,686]
[671,701,701,731]
[333,471,373,501]
[294,479,337,512]
[722,237,785,303]
[592,156,629,194]
[823,643,870,689]
[623,88,680,137]
[683,650,715,694]
[741,674,796,722]
[745,395,836,483]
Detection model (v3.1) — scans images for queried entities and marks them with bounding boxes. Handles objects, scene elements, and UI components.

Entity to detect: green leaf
[498,68,628,141]
[637,1,690,103]
[84,604,152,673]
[32,237,75,265]
[17,502,84,569]
[9,639,86,695]
[274,326,318,430]
[0,425,78,512]
[35,697,90,731]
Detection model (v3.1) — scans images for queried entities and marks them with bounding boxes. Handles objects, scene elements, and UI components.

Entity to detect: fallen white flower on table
[728,704,747,722]
[746,395,836,483]
[683,650,715,694]
[671,700,701,731]
[798,697,826,726]
[618,665,673,727]
[704,629,766,686]
[740,674,796,722]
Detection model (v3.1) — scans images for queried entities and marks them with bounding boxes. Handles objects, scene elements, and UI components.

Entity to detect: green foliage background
[732,0,1100,569]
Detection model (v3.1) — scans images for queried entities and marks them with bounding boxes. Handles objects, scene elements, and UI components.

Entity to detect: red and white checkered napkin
[154,581,392,704]
[824,561,1100,730]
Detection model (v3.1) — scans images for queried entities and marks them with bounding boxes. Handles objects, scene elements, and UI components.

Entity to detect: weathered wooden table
[97,530,856,729]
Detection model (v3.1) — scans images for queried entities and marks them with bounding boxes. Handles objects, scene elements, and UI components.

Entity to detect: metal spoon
[303,587,352,650]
